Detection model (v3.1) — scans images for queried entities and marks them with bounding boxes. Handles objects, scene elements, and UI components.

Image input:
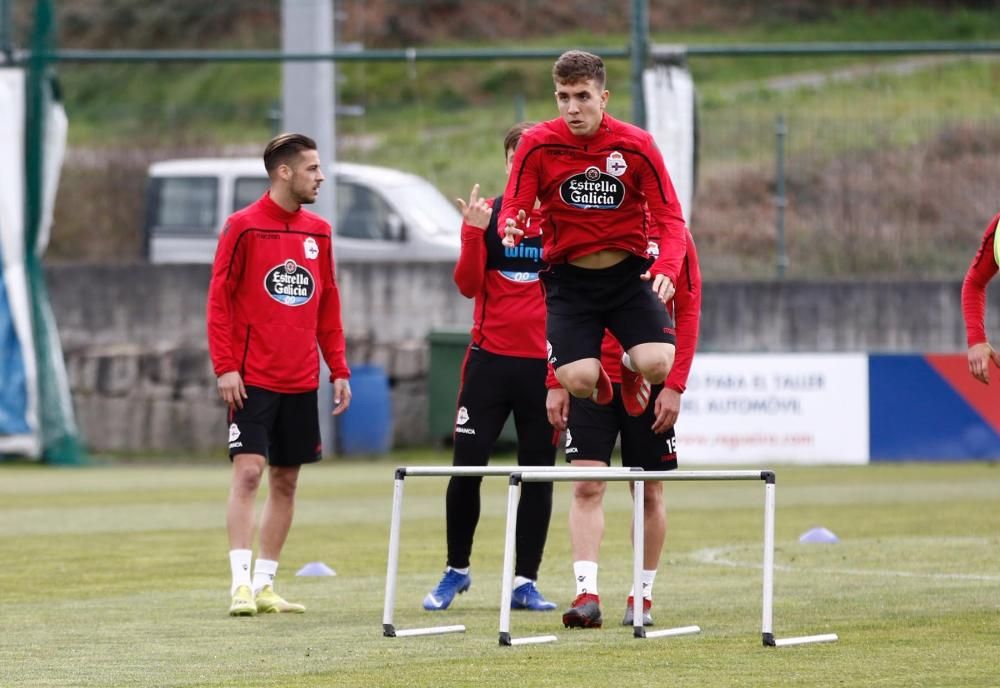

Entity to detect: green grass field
[1,458,998,687]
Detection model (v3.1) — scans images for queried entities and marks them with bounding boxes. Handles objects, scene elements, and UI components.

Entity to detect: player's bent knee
[573,480,605,502]
[641,349,675,384]
[559,371,599,398]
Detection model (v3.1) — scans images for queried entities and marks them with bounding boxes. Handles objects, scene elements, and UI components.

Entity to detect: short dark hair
[263,133,317,173]
[503,121,536,158]
[552,50,606,89]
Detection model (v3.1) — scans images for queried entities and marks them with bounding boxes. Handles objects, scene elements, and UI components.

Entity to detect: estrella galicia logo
[264,259,315,306]
[559,166,625,210]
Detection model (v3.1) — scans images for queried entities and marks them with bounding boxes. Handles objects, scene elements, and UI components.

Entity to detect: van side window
[337,183,397,241]
[234,177,271,212]
[155,177,217,233]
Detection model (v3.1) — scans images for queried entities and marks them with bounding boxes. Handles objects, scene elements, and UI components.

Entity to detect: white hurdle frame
[502,469,838,648]
[382,465,594,643]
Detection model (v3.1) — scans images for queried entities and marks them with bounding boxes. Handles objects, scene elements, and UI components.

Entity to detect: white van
[144,158,462,263]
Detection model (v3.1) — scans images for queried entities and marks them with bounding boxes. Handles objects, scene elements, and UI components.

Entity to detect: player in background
[497,50,689,419]
[423,122,561,613]
[961,210,1000,384]
[548,229,702,628]
[207,133,351,616]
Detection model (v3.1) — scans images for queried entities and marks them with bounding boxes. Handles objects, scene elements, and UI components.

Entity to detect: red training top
[453,197,547,359]
[207,192,350,393]
[961,211,1000,347]
[497,113,687,283]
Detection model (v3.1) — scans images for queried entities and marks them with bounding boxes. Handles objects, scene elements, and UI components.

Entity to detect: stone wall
[47,262,987,454]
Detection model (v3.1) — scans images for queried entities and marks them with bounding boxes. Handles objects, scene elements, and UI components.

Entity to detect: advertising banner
[676,354,869,465]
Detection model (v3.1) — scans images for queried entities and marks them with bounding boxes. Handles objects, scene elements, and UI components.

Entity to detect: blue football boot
[422,568,471,611]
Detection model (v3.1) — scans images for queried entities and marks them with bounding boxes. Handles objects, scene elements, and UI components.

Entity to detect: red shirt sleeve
[665,231,702,393]
[962,212,1000,347]
[640,133,687,284]
[497,138,539,245]
[545,361,560,390]
[453,200,492,297]
[206,218,244,377]
[317,240,350,380]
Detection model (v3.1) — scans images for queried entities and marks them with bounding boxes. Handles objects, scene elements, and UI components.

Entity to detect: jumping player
[498,50,689,418]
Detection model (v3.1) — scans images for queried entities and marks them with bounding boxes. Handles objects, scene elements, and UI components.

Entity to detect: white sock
[447,565,470,575]
[621,351,637,372]
[629,569,658,600]
[513,575,533,589]
[252,558,278,594]
[573,560,599,596]
[229,549,252,595]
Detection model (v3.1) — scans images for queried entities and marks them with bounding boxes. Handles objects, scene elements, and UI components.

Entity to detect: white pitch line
[691,543,1000,583]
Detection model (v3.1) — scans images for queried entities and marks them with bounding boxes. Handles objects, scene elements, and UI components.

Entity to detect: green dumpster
[427,328,516,446]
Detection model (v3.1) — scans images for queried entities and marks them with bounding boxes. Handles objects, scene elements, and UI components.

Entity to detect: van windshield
[387,176,462,237]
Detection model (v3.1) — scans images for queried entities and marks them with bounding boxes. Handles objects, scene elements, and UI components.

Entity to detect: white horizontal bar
[397,466,598,478]
[519,469,770,483]
[509,635,559,646]
[644,625,702,639]
[774,633,839,647]
[392,625,466,638]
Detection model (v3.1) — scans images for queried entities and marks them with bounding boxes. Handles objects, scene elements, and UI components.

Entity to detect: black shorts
[227,386,322,466]
[564,383,678,471]
[540,254,676,368]
[452,346,556,467]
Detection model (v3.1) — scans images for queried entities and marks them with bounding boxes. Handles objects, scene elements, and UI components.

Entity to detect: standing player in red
[422,122,561,613]
[498,50,689,418]
[549,229,701,628]
[962,210,1000,384]
[207,133,352,617]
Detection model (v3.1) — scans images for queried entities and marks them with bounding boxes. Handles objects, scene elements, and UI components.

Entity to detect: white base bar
[509,635,559,646]
[774,633,839,647]
[392,625,466,638]
[644,625,702,639]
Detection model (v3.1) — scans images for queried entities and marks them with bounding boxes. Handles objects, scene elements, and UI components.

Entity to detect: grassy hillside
[45,6,1000,276]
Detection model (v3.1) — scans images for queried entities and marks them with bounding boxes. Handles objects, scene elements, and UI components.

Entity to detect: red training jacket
[206,192,350,393]
[961,211,1000,348]
[498,113,687,283]
[453,197,547,359]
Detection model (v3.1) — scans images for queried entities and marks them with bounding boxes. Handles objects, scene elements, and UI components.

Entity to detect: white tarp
[676,354,870,465]
[644,63,696,224]
[0,68,40,456]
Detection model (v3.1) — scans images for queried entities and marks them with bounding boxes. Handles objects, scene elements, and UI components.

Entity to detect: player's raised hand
[501,209,527,247]
[456,183,492,230]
